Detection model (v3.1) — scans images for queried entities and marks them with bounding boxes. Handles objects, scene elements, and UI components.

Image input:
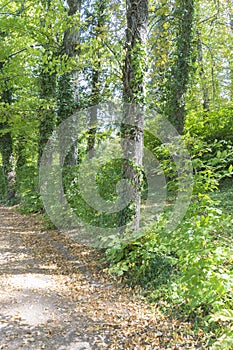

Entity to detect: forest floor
[0,205,204,349]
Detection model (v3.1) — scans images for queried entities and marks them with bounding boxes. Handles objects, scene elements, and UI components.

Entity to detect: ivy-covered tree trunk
[0,128,15,201]
[87,1,106,157]
[229,2,233,101]
[38,70,57,163]
[118,0,148,231]
[57,0,81,166]
[37,0,57,164]
[197,32,210,111]
[87,71,99,157]
[165,0,195,134]
[0,61,15,201]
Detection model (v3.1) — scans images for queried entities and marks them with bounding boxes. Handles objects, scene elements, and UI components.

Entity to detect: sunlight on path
[6,273,57,290]
[1,274,60,327]
[0,206,202,349]
[0,206,93,349]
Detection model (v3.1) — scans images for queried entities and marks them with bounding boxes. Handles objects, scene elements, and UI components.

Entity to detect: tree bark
[38,0,57,165]
[57,0,81,166]
[118,0,148,231]
[38,70,57,163]
[228,1,233,101]
[87,1,106,157]
[0,58,15,201]
[197,32,210,111]
[165,0,195,134]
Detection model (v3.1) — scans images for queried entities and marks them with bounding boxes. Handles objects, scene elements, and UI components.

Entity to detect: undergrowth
[106,181,233,349]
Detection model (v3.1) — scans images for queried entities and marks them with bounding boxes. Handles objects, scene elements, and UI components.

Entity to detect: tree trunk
[165,0,195,134]
[58,0,81,115]
[57,0,81,166]
[38,70,57,163]
[0,59,15,201]
[37,0,58,165]
[228,1,233,101]
[87,1,106,157]
[118,0,148,231]
[197,33,210,111]
[0,130,15,201]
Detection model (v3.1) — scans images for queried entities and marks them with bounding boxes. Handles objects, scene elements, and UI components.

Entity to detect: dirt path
[0,206,203,349]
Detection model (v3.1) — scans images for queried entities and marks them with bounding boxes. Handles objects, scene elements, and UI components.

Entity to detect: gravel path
[0,206,203,349]
[0,206,95,349]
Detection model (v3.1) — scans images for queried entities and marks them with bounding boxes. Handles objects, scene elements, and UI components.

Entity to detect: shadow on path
[0,206,203,349]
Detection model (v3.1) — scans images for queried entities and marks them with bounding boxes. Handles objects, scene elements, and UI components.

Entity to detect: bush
[106,193,233,347]
[185,106,233,142]
[186,137,233,193]
[16,165,43,213]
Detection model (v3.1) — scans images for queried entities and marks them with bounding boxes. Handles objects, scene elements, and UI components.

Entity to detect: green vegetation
[0,0,233,347]
[105,109,233,347]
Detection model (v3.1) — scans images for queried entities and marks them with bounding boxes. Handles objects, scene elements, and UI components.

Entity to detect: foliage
[185,106,233,141]
[104,104,233,346]
[209,309,233,350]
[188,138,233,192]
[106,191,233,346]
[0,0,233,347]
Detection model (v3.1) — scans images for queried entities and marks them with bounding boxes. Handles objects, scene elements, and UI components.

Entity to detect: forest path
[0,206,202,349]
